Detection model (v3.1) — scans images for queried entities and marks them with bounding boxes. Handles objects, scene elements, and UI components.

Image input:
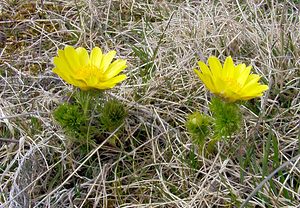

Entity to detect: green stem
[83,91,90,118]
[73,90,92,121]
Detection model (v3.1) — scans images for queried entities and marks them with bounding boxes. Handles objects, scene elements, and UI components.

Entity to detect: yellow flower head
[194,56,269,102]
[53,46,127,90]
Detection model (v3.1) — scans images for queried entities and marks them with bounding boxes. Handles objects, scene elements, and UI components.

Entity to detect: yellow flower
[53,46,127,90]
[194,56,269,102]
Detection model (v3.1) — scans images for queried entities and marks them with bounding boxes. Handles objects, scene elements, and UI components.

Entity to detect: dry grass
[0,0,299,207]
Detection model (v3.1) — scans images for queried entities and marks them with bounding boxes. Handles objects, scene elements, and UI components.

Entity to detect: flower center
[75,64,102,85]
[223,77,242,93]
[76,65,92,78]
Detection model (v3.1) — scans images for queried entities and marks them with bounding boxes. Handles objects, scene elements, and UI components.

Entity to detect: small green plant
[209,97,242,139]
[99,99,127,133]
[185,98,242,154]
[53,103,88,140]
[53,91,128,148]
[185,112,211,147]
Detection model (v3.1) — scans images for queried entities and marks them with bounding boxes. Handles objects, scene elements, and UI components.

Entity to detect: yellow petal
[57,49,74,72]
[235,63,246,79]
[103,59,127,80]
[242,84,269,96]
[240,82,268,97]
[54,60,89,89]
[93,74,127,89]
[194,69,216,93]
[90,47,103,69]
[53,57,75,85]
[197,61,220,91]
[213,76,226,94]
[222,89,240,102]
[107,74,127,84]
[208,56,222,78]
[100,50,116,73]
[260,84,269,91]
[57,49,65,59]
[53,67,72,85]
[241,74,261,91]
[198,61,212,76]
[241,84,268,100]
[245,74,260,83]
[72,79,89,89]
[222,56,234,78]
[237,66,251,87]
[64,46,81,71]
[76,47,89,66]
